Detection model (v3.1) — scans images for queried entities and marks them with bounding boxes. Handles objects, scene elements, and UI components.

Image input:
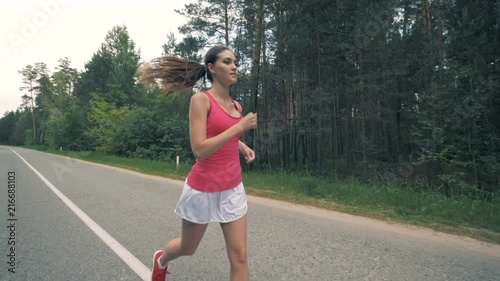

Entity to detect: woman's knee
[228,247,248,265]
[178,238,200,256]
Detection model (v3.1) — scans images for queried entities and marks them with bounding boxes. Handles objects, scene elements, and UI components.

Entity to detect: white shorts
[174,182,248,224]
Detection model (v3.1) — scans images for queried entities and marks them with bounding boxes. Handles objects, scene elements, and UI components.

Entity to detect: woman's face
[210,50,238,86]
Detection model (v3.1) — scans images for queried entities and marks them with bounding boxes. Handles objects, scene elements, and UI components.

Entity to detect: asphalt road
[0,146,499,281]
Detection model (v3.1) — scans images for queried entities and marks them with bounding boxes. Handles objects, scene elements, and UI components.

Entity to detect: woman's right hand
[240,113,258,132]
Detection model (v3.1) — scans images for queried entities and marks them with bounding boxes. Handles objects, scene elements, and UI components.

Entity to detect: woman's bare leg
[220,215,249,281]
[159,219,208,266]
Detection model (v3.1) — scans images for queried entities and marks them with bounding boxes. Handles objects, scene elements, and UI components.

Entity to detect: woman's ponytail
[137,56,206,95]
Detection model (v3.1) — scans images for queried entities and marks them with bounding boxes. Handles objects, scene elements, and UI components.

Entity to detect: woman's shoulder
[191,91,211,111]
[191,91,210,102]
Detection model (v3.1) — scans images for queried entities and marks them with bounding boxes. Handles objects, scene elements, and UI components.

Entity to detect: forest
[1,0,499,201]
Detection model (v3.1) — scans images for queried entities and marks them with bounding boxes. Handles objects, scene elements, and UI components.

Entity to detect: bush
[111,108,192,161]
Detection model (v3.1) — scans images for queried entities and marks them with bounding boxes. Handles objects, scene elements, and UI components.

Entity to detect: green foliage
[111,108,191,161]
[104,26,143,106]
[87,95,128,152]
[163,32,204,62]
[0,111,18,144]
[45,100,89,151]
[176,0,238,46]
[408,0,500,196]
[52,58,78,101]
[73,48,113,106]
[12,110,32,145]
[24,129,34,145]
[74,25,142,108]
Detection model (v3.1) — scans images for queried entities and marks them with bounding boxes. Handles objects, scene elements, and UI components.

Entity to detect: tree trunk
[421,0,433,95]
[436,0,445,77]
[249,0,263,158]
[331,75,338,171]
[346,95,353,169]
[336,81,342,158]
[358,49,366,163]
[30,82,37,145]
[250,0,263,113]
[224,1,229,45]
[274,0,287,170]
[421,0,431,34]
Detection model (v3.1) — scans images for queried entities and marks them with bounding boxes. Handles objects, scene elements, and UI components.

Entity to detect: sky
[0,0,193,116]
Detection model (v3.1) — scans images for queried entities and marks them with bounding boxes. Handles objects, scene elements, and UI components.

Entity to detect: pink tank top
[186,92,243,192]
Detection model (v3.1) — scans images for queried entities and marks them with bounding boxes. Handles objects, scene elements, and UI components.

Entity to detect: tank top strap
[204,91,215,116]
[203,91,213,101]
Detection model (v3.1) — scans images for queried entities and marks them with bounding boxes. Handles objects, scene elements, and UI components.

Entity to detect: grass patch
[243,172,500,243]
[24,145,192,180]
[24,145,500,243]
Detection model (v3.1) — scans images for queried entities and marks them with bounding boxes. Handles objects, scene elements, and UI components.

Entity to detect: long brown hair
[137,45,232,95]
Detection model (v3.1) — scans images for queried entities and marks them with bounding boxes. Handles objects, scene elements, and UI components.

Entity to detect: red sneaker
[151,250,171,281]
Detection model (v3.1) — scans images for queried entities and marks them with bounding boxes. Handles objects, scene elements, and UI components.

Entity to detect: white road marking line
[10,148,151,281]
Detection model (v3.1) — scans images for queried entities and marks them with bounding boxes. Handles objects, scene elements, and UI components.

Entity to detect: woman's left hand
[239,142,255,164]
